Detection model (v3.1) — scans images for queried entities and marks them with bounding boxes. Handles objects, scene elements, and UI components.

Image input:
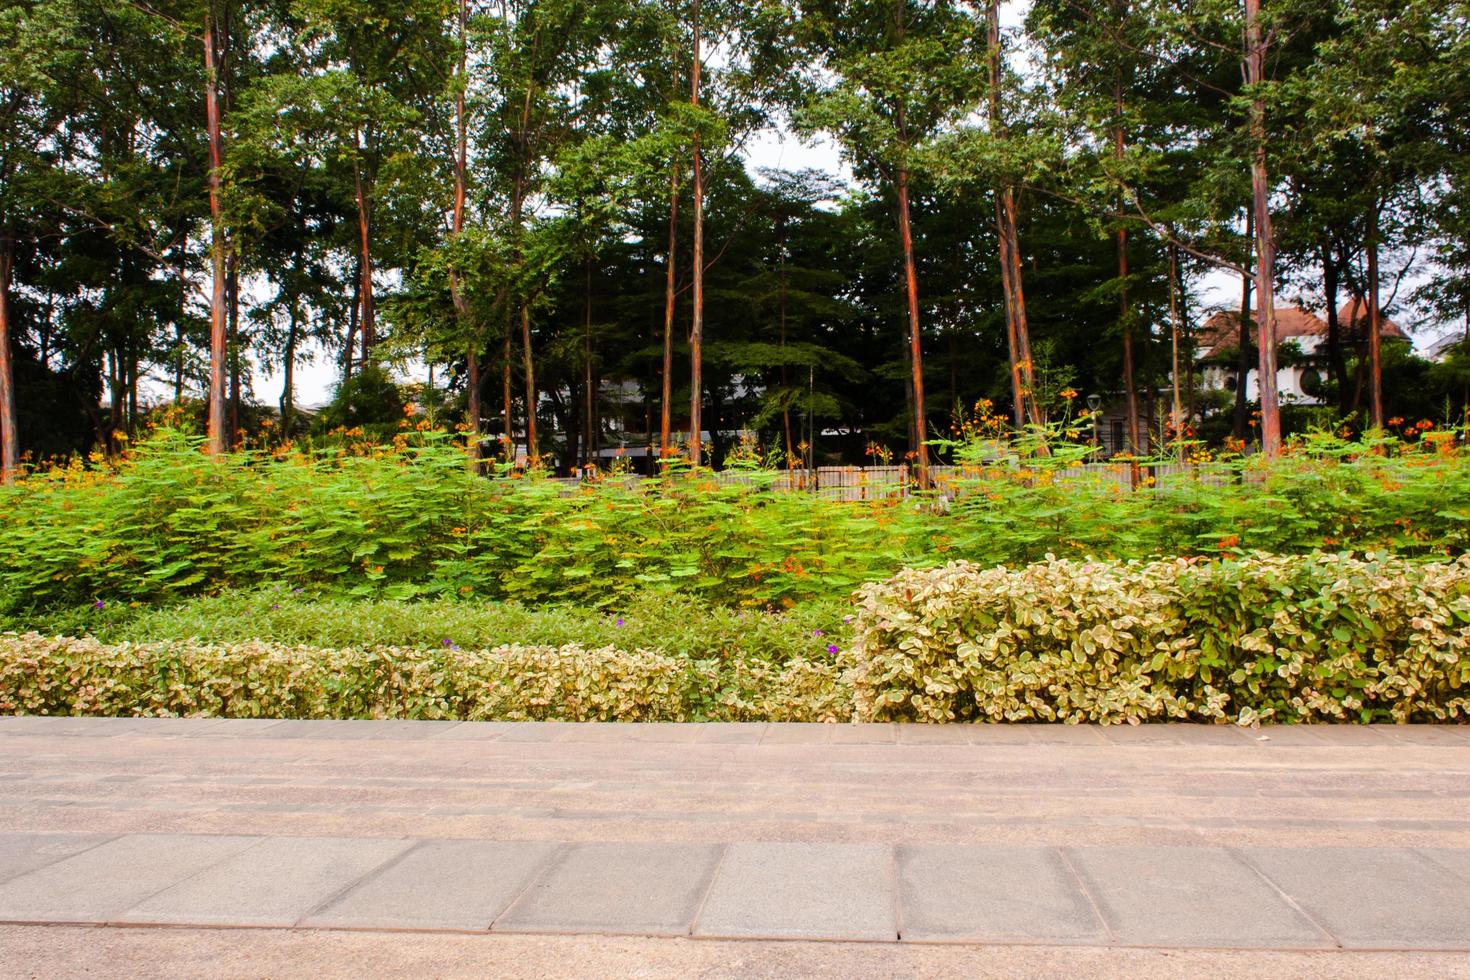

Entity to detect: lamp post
[1086,394,1101,455]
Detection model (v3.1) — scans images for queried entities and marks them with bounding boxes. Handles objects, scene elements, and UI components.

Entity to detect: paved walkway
[1,716,1469,971]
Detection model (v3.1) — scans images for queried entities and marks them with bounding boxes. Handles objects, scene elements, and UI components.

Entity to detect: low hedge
[849,553,1470,724]
[0,635,848,723]
[6,554,1469,725]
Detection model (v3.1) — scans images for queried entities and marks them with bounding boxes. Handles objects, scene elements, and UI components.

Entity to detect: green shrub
[6,592,850,667]
[849,553,1470,724]
[0,634,849,723]
[2,427,1468,616]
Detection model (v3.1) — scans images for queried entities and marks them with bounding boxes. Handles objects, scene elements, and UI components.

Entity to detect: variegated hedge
[0,636,848,723]
[849,554,1470,724]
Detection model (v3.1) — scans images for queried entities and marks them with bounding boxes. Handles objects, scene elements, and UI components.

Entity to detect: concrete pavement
[1,716,1469,972]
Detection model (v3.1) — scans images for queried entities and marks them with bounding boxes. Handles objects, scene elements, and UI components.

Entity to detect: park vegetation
[3,0,1470,484]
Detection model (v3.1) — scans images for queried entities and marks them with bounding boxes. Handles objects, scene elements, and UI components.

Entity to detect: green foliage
[10,552,1470,725]
[4,427,1470,615]
[10,590,850,667]
[850,553,1470,724]
[316,365,406,433]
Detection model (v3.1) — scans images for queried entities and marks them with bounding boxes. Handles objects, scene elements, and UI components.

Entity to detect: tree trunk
[1245,0,1281,457]
[281,304,298,431]
[688,0,705,468]
[174,241,187,403]
[343,255,360,380]
[896,165,929,487]
[1167,237,1185,460]
[204,10,228,457]
[226,253,240,448]
[1115,76,1139,456]
[1234,209,1253,441]
[1366,199,1384,429]
[779,226,793,469]
[520,306,538,465]
[502,323,513,461]
[660,163,678,465]
[353,137,375,360]
[0,237,17,483]
[450,0,478,447]
[1321,236,1349,415]
[583,254,595,471]
[986,0,1040,432]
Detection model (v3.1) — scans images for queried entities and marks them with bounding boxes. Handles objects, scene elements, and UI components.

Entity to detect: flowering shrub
[1,427,1468,615]
[849,553,1470,724]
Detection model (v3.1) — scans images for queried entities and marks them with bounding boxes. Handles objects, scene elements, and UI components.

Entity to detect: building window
[1299,368,1323,398]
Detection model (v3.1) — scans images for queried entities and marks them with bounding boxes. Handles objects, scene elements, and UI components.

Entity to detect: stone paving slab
[1064,845,1331,948]
[3,719,1470,952]
[495,842,722,937]
[118,836,413,927]
[1246,847,1470,949]
[304,840,559,931]
[0,833,111,886]
[0,830,1468,950]
[694,842,896,941]
[897,844,1106,943]
[0,834,260,922]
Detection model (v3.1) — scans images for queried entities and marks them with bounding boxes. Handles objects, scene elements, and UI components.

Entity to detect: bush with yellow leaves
[849,553,1470,724]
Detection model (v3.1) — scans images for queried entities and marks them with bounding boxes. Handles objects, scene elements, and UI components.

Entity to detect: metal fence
[545,462,1246,500]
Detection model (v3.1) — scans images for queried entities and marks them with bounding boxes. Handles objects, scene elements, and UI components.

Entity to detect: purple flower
[812,629,824,637]
[292,588,304,594]
[92,600,104,610]
[615,617,625,627]
[270,604,281,610]
[842,615,854,625]
[827,643,840,654]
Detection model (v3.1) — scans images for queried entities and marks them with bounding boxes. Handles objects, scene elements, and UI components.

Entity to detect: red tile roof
[1199,303,1407,359]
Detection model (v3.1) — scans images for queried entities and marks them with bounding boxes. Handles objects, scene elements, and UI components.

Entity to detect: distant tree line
[2,0,1469,482]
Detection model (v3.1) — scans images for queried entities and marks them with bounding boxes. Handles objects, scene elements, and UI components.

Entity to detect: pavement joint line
[888,843,904,941]
[685,841,731,938]
[1225,845,1344,950]
[110,834,271,922]
[1054,846,1116,946]
[1408,845,1470,885]
[291,836,428,928]
[19,917,1470,954]
[486,841,572,933]
[0,833,120,888]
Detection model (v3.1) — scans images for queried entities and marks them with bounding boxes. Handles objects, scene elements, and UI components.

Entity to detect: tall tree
[797,0,980,484]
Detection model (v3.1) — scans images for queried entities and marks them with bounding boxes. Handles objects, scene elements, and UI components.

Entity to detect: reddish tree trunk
[0,237,17,483]
[204,11,228,457]
[896,166,929,487]
[450,0,478,445]
[1366,200,1384,429]
[1245,0,1281,457]
[987,0,1040,432]
[353,150,375,360]
[660,162,678,464]
[688,0,705,467]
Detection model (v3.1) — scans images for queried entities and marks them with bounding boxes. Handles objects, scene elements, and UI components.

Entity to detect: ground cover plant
[1,428,1467,618]
[5,554,1467,725]
[6,592,852,667]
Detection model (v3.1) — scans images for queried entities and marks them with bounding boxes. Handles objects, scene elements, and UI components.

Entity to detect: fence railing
[544,461,1245,500]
